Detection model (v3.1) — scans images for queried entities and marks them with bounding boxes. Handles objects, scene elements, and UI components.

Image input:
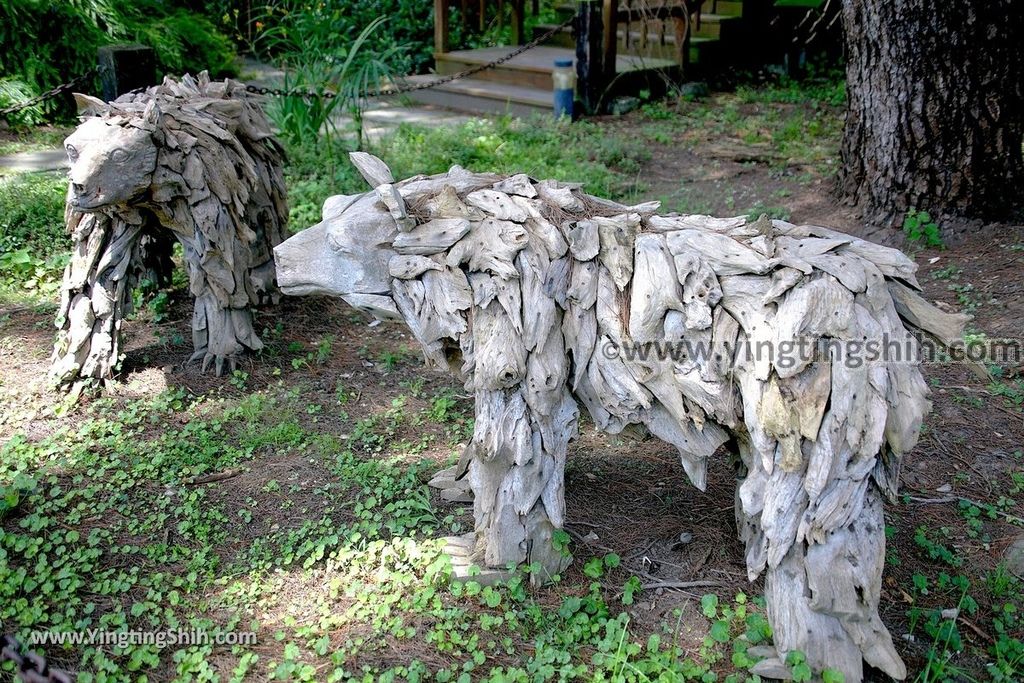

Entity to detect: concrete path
[0,149,68,174]
[238,57,476,140]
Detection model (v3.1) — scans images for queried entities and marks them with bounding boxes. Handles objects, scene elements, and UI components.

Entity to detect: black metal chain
[245,14,577,100]
[1,635,74,683]
[0,68,100,118]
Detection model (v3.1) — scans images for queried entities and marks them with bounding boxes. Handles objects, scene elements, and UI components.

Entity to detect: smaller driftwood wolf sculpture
[50,72,287,389]
[274,154,969,682]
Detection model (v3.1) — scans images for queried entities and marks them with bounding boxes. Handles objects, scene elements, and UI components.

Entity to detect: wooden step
[435,45,677,90]
[401,74,552,117]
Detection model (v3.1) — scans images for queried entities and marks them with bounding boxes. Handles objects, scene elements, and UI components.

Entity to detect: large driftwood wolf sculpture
[50,72,287,390]
[275,154,968,681]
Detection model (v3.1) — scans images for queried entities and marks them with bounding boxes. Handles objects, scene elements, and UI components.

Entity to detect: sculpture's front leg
[465,387,577,583]
[50,212,144,391]
[180,237,264,376]
[189,292,261,375]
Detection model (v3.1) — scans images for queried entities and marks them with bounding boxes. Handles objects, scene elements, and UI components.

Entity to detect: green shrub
[255,0,434,76]
[903,208,944,248]
[0,77,46,127]
[0,0,237,124]
[261,13,402,150]
[0,172,69,296]
[128,7,239,79]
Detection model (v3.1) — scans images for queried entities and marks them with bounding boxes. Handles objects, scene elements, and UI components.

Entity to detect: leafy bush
[903,208,944,248]
[0,0,237,124]
[255,0,434,76]
[0,77,46,127]
[260,13,402,149]
[0,172,69,296]
[126,6,239,79]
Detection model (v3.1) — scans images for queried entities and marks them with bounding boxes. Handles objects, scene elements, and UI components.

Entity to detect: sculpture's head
[64,94,159,211]
[273,188,400,317]
[274,153,500,320]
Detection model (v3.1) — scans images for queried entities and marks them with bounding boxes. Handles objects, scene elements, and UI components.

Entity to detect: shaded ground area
[2,87,1023,681]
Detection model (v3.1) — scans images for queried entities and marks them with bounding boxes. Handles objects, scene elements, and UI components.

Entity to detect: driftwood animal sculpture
[274,154,969,682]
[50,72,287,390]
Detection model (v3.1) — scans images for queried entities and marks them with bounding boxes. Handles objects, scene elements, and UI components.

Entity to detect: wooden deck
[414,0,759,116]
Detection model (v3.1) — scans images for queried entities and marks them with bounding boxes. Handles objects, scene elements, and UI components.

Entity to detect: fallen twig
[186,468,244,485]
[907,494,1024,525]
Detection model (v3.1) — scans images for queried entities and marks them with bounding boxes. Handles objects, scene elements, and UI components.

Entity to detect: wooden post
[575,0,605,113]
[97,45,155,102]
[511,0,525,45]
[602,0,618,87]
[434,0,450,55]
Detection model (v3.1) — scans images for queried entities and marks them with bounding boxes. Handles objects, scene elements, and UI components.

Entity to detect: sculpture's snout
[273,221,352,297]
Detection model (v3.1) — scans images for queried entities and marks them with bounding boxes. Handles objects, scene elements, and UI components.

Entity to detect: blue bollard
[552,58,575,119]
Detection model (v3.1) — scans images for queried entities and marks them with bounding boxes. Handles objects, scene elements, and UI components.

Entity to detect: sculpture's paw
[747,646,793,681]
[441,534,513,587]
[428,465,474,503]
[189,350,240,377]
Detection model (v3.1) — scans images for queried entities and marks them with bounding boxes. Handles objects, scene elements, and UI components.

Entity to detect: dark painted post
[98,45,156,101]
[575,0,604,114]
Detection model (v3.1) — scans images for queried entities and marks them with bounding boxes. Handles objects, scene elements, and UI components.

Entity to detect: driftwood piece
[392,218,471,255]
[51,72,287,392]
[273,154,968,683]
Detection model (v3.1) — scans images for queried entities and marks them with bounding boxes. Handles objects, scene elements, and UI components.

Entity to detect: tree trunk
[836,0,1024,228]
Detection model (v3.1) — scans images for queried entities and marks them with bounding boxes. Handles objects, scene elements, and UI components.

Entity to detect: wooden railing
[577,0,701,110]
[610,0,703,67]
[433,0,529,54]
[433,0,701,65]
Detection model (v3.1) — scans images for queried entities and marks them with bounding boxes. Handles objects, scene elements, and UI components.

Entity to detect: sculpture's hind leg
[464,387,578,584]
[761,485,906,682]
[734,436,906,682]
[189,292,263,376]
[179,237,265,376]
[137,231,176,290]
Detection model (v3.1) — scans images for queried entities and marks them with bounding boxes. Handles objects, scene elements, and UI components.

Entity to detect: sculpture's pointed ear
[349,152,394,188]
[142,99,161,126]
[73,93,108,116]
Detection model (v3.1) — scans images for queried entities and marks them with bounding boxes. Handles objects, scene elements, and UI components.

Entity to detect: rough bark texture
[274,155,972,682]
[837,0,1024,227]
[50,72,288,393]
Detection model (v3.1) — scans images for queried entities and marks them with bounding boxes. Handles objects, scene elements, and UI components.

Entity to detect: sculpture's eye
[109,148,130,163]
[65,145,78,162]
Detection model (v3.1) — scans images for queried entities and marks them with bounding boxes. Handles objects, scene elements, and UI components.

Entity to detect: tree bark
[836,0,1024,228]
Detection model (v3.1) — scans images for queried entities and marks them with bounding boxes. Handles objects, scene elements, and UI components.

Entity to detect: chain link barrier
[0,68,100,118]
[1,635,74,683]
